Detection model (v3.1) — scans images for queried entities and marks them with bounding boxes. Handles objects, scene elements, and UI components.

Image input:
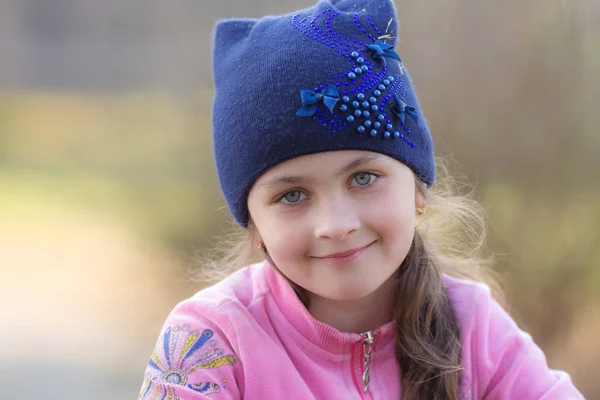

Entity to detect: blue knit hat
[212,0,435,226]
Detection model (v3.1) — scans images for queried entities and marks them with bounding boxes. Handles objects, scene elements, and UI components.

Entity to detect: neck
[307,273,396,333]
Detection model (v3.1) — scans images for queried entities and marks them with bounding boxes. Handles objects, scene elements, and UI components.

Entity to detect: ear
[415,185,427,209]
[253,233,264,249]
[247,219,264,248]
[213,18,257,54]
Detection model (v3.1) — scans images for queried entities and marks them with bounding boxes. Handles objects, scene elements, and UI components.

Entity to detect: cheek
[367,188,416,252]
[258,214,311,263]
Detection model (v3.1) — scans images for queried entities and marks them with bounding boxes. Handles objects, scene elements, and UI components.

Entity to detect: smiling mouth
[313,240,376,261]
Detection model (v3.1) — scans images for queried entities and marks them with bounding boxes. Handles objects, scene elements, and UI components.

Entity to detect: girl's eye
[278,190,306,205]
[351,172,377,187]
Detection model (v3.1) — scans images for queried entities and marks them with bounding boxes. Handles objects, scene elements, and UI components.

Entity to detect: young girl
[138,0,584,398]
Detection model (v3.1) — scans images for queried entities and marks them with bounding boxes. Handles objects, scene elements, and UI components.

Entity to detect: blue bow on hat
[366,40,402,63]
[392,94,418,124]
[297,85,340,116]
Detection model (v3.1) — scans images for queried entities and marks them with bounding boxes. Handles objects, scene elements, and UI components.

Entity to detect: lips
[314,241,375,260]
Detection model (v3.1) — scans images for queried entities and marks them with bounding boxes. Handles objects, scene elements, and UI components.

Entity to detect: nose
[313,195,360,241]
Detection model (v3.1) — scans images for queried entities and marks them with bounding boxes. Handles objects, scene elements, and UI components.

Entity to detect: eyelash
[275,172,380,206]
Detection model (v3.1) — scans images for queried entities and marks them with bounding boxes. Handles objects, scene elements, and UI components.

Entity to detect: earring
[257,243,266,251]
[416,208,426,216]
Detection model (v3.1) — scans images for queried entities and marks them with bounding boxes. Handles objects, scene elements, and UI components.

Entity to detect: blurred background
[0,0,598,398]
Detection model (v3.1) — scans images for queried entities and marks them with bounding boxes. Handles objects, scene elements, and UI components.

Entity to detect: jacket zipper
[359,330,377,396]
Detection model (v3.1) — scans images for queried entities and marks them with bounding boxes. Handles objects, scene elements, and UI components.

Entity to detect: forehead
[271,150,380,171]
[252,150,409,189]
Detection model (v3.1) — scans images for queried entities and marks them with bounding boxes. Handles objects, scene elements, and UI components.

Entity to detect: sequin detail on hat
[291,7,415,145]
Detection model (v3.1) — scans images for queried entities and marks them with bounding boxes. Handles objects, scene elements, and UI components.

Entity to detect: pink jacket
[138,261,583,399]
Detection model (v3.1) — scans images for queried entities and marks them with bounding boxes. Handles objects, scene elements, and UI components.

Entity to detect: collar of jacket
[264,260,395,355]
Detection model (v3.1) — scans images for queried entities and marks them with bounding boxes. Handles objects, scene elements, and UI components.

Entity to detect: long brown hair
[193,159,501,399]
[392,231,462,399]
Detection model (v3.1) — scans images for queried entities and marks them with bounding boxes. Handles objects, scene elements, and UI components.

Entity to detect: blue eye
[278,190,306,205]
[351,173,377,187]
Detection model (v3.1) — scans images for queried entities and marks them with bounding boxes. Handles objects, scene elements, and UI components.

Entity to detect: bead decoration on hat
[292,8,418,146]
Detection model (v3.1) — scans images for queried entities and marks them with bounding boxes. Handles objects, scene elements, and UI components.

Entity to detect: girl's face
[247,150,425,302]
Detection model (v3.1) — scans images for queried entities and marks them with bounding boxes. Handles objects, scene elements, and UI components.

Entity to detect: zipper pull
[360,330,377,393]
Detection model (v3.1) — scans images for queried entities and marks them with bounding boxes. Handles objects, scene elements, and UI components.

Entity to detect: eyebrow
[257,154,381,190]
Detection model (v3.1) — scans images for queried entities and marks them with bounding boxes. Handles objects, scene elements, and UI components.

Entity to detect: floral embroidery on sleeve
[139,325,237,398]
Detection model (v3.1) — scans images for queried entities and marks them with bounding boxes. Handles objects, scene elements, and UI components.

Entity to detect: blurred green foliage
[0,93,226,250]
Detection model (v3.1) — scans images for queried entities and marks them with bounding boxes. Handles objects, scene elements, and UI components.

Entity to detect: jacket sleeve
[138,299,243,400]
[468,285,584,399]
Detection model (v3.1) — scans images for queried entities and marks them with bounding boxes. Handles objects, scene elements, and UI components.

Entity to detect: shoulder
[189,261,270,308]
[442,273,492,300]
[151,262,271,360]
[442,273,528,344]
[171,261,271,329]
[442,273,516,351]
[442,273,494,322]
[442,274,584,399]
[139,262,270,399]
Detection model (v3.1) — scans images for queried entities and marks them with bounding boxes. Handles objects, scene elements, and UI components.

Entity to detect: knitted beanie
[212,0,435,227]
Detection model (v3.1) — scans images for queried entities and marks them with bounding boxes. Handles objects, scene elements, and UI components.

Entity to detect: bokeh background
[1,0,598,398]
